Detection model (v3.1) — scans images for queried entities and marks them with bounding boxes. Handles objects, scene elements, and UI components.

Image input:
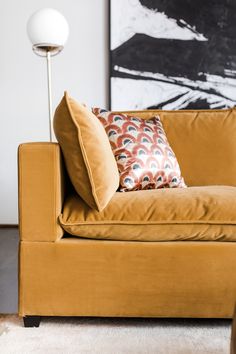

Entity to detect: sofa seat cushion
[59,186,236,242]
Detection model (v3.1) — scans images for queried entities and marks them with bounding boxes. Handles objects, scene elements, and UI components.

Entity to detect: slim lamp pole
[46,50,53,142]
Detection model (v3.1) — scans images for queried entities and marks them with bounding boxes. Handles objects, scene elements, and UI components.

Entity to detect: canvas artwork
[110,0,236,110]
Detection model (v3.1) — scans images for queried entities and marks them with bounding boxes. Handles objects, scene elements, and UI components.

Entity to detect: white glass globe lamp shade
[27,8,69,56]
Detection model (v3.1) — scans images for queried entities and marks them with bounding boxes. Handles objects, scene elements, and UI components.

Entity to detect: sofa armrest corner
[18,142,65,242]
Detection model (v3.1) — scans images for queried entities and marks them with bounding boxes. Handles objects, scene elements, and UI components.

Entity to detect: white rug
[0,316,232,354]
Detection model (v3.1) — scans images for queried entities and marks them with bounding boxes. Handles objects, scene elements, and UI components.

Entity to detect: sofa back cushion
[116,108,236,186]
[53,92,119,211]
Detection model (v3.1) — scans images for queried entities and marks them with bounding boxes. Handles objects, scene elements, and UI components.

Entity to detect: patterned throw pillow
[92,109,186,192]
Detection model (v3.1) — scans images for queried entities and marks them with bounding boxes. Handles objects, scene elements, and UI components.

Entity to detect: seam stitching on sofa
[59,219,236,226]
[116,108,234,114]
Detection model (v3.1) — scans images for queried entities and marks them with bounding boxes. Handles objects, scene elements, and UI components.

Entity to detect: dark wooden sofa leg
[23,316,41,328]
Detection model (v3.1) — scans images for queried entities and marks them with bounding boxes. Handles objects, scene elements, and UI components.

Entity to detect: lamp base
[32,43,63,57]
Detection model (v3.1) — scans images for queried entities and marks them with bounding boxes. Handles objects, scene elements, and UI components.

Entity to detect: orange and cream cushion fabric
[92,109,186,191]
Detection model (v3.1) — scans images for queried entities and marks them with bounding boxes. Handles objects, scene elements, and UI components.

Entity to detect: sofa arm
[18,143,65,242]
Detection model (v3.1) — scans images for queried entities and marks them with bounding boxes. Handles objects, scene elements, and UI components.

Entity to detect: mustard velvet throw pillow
[92,108,186,191]
[54,92,119,211]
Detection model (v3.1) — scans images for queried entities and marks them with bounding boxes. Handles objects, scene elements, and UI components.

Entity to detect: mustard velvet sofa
[18,108,236,327]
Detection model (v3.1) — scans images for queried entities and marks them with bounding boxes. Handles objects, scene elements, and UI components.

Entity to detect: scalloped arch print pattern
[92,109,186,191]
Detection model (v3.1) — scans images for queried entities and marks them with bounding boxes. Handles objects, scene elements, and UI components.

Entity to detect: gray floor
[0,228,18,313]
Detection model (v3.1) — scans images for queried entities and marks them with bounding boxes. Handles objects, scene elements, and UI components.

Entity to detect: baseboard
[0,224,18,228]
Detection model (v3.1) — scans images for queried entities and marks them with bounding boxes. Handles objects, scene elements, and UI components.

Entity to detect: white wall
[0,0,108,224]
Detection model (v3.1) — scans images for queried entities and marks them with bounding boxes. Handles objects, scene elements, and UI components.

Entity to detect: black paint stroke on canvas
[110,0,236,109]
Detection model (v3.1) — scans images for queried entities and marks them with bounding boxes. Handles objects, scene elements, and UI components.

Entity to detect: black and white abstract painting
[110,0,236,110]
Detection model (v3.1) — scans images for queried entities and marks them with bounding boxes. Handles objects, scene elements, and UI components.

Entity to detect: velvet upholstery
[120,108,236,187]
[18,106,236,320]
[19,239,236,318]
[18,143,64,242]
[53,92,119,211]
[60,186,236,241]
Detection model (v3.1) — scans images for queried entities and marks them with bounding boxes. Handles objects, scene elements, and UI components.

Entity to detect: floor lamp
[27,8,69,142]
